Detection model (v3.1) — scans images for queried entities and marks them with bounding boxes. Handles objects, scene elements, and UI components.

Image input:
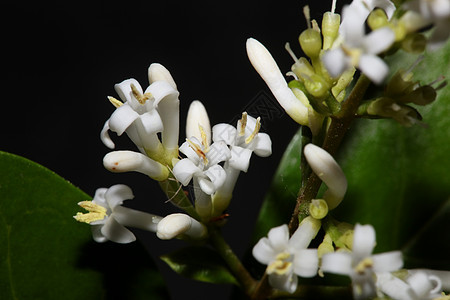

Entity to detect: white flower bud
[304,144,347,209]
[156,213,207,240]
[185,100,211,144]
[103,150,169,181]
[148,63,177,90]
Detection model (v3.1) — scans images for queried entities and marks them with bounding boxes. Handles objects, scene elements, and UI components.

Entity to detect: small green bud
[304,74,330,99]
[401,86,436,105]
[309,199,328,219]
[385,70,416,97]
[402,33,427,54]
[299,28,322,59]
[291,57,315,80]
[322,12,340,50]
[367,9,389,31]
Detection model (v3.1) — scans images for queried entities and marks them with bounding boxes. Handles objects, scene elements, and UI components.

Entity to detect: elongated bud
[299,29,322,58]
[186,100,211,144]
[148,63,177,90]
[156,213,207,240]
[246,38,309,125]
[103,150,169,181]
[367,9,389,31]
[304,144,347,209]
[322,12,341,50]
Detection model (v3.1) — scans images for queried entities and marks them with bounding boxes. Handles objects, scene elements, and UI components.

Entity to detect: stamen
[108,96,123,108]
[331,0,337,14]
[285,42,299,63]
[428,75,446,89]
[354,257,374,274]
[130,83,153,104]
[186,138,208,164]
[404,55,424,80]
[74,201,107,224]
[198,124,209,151]
[303,6,311,29]
[239,112,248,136]
[245,117,261,144]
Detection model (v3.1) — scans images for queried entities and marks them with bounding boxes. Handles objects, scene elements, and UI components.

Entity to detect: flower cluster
[75,63,272,242]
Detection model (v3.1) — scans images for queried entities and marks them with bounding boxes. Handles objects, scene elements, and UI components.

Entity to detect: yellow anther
[186,138,208,165]
[108,96,123,108]
[198,124,209,151]
[74,201,107,224]
[130,83,152,104]
[239,112,248,136]
[341,45,362,66]
[267,252,292,275]
[245,117,261,144]
[354,257,374,274]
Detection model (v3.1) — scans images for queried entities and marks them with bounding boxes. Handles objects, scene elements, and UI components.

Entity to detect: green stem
[208,227,257,297]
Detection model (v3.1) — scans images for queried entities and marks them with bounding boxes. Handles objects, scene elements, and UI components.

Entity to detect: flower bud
[291,57,315,80]
[402,86,436,106]
[367,9,389,31]
[148,63,177,90]
[186,100,211,144]
[299,29,322,59]
[322,12,340,50]
[309,199,329,219]
[402,33,427,54]
[156,213,207,240]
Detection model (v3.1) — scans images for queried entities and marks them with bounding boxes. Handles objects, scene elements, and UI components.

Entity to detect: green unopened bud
[386,71,416,96]
[402,33,427,54]
[291,57,316,80]
[309,199,328,219]
[367,8,389,31]
[318,233,334,258]
[331,68,355,102]
[299,28,322,59]
[322,12,340,50]
[304,74,330,99]
[401,86,436,105]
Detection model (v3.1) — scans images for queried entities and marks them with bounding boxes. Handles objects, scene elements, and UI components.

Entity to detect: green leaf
[0,151,169,299]
[251,127,303,243]
[161,246,239,285]
[333,40,450,269]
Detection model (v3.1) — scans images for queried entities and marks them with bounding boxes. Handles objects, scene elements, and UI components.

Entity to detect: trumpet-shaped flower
[377,270,446,300]
[252,217,321,293]
[101,64,180,162]
[321,224,403,300]
[323,1,396,84]
[74,184,162,244]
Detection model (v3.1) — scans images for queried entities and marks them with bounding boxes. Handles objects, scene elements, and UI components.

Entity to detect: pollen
[267,252,292,275]
[354,257,374,274]
[186,138,208,165]
[239,112,248,136]
[74,201,107,224]
[245,117,261,144]
[198,124,209,151]
[130,83,153,104]
[108,96,123,108]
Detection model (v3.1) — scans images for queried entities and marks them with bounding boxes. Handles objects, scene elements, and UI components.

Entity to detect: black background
[2,1,348,299]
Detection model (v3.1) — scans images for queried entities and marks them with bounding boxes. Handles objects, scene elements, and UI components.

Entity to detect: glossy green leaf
[161,246,239,285]
[0,151,169,299]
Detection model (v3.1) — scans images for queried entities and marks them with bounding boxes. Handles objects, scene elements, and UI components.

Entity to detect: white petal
[358,54,389,84]
[293,249,319,277]
[246,38,309,125]
[303,144,347,210]
[323,49,350,78]
[212,123,237,145]
[172,158,200,186]
[289,216,321,250]
[229,146,253,172]
[186,100,211,144]
[371,0,397,19]
[91,225,108,243]
[268,272,298,293]
[156,213,191,240]
[92,188,108,205]
[101,217,136,244]
[372,251,403,273]
[252,237,278,265]
[179,139,201,165]
[340,4,367,46]
[108,104,140,136]
[409,269,450,291]
[100,120,115,149]
[321,252,353,275]
[105,184,134,209]
[138,109,164,135]
[267,224,290,253]
[406,272,439,298]
[376,272,416,300]
[114,78,142,103]
[103,150,168,180]
[363,27,395,55]
[250,133,272,157]
[207,140,231,166]
[352,224,376,260]
[113,206,161,232]
[148,63,177,90]
[203,164,227,192]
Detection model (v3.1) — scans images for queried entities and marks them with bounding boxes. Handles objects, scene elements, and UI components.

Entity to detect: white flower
[156,213,207,240]
[303,144,347,210]
[173,137,231,195]
[377,270,446,300]
[246,38,310,126]
[323,1,396,84]
[101,64,180,160]
[321,224,403,300]
[103,150,169,181]
[404,0,450,50]
[252,217,321,293]
[74,184,162,244]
